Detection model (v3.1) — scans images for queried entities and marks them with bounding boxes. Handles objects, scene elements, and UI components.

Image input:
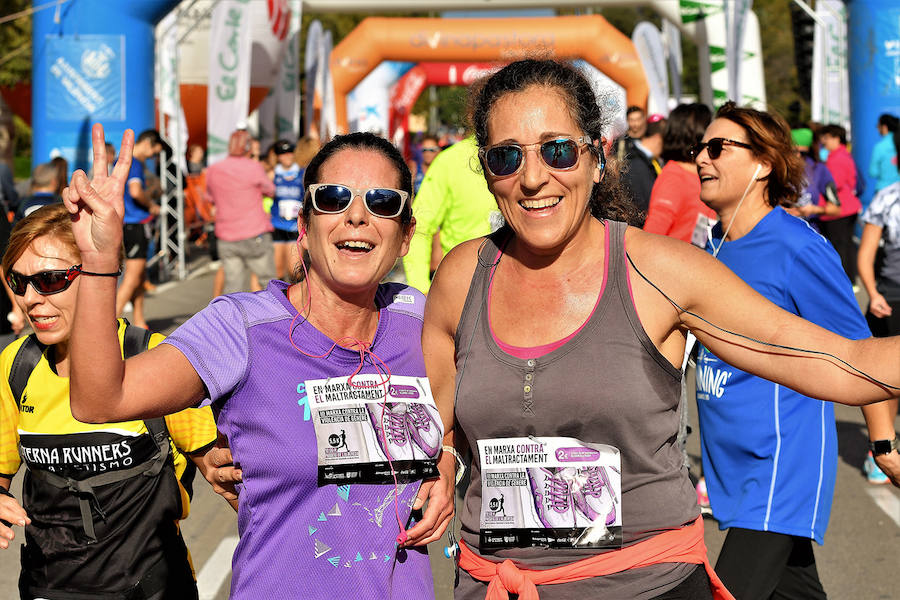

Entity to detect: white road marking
[866,487,900,528]
[197,535,238,600]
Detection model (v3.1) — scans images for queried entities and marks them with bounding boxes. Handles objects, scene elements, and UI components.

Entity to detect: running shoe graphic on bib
[307,375,442,485]
[478,437,622,550]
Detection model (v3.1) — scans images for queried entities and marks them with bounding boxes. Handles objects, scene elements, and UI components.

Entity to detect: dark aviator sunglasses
[6,265,84,296]
[480,136,597,178]
[689,137,753,161]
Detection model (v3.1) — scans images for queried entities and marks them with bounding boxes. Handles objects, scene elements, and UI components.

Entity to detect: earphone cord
[712,163,761,258]
[625,252,900,391]
[289,236,408,542]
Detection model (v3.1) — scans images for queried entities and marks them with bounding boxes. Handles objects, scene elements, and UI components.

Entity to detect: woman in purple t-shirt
[57,125,455,599]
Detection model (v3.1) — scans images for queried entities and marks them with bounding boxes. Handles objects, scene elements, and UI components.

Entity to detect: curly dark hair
[715,102,806,207]
[468,59,641,226]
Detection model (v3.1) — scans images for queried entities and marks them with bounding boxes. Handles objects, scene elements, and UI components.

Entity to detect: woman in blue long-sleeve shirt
[869,114,900,193]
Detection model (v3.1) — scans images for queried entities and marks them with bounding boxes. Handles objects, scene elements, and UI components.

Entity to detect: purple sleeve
[161,296,250,406]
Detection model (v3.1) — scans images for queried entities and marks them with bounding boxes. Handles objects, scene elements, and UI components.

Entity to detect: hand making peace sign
[61,123,134,270]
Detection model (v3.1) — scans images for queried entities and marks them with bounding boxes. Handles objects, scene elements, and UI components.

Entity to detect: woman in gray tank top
[423,59,900,600]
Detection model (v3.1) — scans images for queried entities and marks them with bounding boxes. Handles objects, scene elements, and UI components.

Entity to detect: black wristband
[75,264,122,277]
[869,436,900,456]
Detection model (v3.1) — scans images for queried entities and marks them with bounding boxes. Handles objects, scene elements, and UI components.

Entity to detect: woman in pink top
[644,103,717,247]
[819,124,863,283]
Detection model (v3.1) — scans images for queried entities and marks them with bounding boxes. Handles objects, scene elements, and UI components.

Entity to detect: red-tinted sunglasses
[6,265,83,296]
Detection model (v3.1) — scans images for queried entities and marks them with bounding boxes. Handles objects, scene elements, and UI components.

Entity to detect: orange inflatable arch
[330,15,649,134]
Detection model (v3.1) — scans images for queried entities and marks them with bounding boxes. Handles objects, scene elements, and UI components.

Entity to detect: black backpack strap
[121,322,169,476]
[8,335,45,410]
[121,320,152,359]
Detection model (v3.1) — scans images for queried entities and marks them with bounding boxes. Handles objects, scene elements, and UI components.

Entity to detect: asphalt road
[1,259,898,599]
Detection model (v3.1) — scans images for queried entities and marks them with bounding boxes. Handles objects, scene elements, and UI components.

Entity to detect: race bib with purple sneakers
[306,375,443,485]
[477,437,622,550]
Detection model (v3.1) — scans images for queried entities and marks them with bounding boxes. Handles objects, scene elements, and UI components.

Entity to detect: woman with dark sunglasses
[60,127,454,599]
[0,203,219,600]
[421,59,900,600]
[693,102,899,599]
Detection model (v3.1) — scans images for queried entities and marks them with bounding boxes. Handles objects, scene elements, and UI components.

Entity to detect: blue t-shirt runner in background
[697,206,870,544]
[271,163,303,232]
[123,158,150,224]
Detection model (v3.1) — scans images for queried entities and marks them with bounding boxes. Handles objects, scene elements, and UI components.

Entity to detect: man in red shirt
[206,130,276,294]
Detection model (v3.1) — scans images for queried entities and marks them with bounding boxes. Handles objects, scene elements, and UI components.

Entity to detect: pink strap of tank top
[488,229,610,360]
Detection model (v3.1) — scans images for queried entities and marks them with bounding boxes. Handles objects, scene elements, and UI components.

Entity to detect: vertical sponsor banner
[812,1,850,130]
[723,0,753,102]
[675,0,764,107]
[347,62,414,134]
[875,8,900,97]
[46,35,125,121]
[156,13,178,121]
[663,19,683,106]
[304,20,323,137]
[207,0,252,164]
[257,88,277,149]
[156,11,187,170]
[632,22,669,116]
[320,31,338,141]
[275,0,302,141]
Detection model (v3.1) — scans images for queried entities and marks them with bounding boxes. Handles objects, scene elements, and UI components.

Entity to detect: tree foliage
[0,0,32,87]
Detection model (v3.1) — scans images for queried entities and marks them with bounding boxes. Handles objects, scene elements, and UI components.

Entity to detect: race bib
[691,213,716,248]
[477,437,622,549]
[305,375,442,486]
[278,199,302,221]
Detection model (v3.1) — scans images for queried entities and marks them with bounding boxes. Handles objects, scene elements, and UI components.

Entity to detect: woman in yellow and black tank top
[0,204,217,600]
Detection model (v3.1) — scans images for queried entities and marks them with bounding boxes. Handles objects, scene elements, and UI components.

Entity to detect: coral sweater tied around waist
[458,517,734,600]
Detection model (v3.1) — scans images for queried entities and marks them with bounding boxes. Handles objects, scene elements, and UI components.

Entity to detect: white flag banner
[156,11,187,170]
[157,11,179,120]
[724,0,753,102]
[304,20,323,137]
[812,0,850,130]
[663,19,683,106]
[632,22,669,116]
[320,30,337,141]
[207,0,252,164]
[275,0,302,141]
[257,88,277,150]
[347,62,413,135]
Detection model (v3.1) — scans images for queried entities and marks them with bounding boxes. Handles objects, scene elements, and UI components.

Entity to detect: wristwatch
[869,436,900,456]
